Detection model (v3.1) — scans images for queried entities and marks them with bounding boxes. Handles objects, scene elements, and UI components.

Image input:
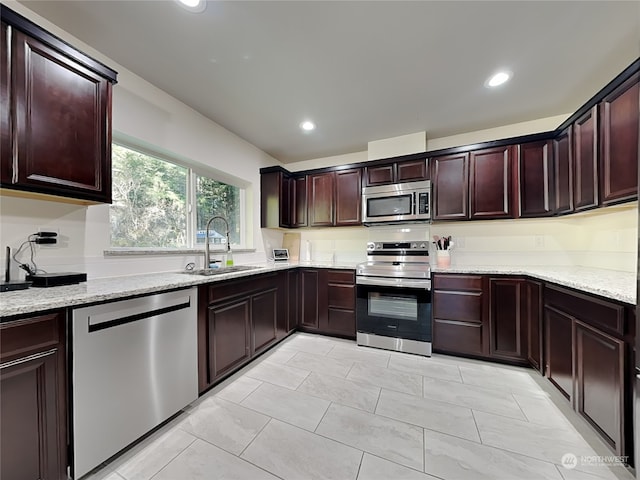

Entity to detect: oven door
[356,277,432,342]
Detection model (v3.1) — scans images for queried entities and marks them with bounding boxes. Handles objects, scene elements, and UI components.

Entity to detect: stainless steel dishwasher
[71,288,198,479]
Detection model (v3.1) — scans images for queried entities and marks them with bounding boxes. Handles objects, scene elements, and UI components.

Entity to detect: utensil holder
[436,250,451,268]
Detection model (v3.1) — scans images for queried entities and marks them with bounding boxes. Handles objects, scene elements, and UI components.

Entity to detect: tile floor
[85,333,634,480]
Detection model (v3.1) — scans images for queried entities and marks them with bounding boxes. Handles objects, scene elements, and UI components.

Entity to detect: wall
[0,1,281,279]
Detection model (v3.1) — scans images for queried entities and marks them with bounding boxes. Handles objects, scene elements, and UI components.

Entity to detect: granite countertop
[432,265,636,305]
[0,262,635,319]
[0,261,356,318]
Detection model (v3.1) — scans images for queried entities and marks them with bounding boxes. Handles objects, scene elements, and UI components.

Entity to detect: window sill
[104,248,256,257]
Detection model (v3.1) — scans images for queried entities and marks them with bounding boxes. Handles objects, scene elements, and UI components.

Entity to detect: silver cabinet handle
[0,348,57,369]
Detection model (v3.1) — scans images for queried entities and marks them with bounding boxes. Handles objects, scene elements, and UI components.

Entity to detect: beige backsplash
[275,202,637,272]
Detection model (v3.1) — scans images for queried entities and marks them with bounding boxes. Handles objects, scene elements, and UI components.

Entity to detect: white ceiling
[18,1,640,163]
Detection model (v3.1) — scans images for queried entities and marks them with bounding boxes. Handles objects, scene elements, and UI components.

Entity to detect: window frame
[110,140,247,251]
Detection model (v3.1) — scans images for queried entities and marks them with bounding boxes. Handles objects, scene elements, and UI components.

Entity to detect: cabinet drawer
[326,308,356,337]
[433,319,484,355]
[208,272,279,303]
[327,269,355,284]
[328,284,355,309]
[433,274,483,291]
[545,286,625,336]
[433,290,483,323]
[0,313,63,362]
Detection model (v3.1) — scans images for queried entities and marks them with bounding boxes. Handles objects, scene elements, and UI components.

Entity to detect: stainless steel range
[356,241,432,356]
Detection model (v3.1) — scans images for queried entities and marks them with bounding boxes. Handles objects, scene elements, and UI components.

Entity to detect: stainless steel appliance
[356,241,432,356]
[71,288,198,478]
[362,180,431,224]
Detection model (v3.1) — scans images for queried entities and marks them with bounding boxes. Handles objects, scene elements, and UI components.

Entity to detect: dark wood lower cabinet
[207,298,251,380]
[433,274,488,357]
[252,288,278,354]
[198,271,287,392]
[544,305,575,402]
[0,312,67,480]
[525,281,543,373]
[489,278,526,363]
[575,320,625,455]
[299,268,356,338]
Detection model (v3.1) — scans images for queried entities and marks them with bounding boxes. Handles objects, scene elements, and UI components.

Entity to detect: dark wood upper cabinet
[518,141,554,217]
[0,8,117,204]
[364,158,428,186]
[0,312,67,480]
[1,23,10,177]
[469,145,515,219]
[291,176,308,227]
[364,164,395,186]
[308,172,335,227]
[260,171,290,228]
[600,74,639,205]
[432,153,469,220]
[334,169,362,226]
[554,126,574,215]
[573,106,599,211]
[397,159,429,182]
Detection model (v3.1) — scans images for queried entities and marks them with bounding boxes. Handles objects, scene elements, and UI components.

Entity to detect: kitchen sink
[183,265,264,276]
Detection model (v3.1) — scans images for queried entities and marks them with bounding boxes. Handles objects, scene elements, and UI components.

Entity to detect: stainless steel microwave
[362,180,431,224]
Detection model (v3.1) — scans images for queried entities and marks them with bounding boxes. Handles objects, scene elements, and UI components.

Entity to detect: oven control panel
[367,241,429,252]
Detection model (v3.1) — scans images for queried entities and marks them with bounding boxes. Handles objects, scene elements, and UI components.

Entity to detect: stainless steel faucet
[204,216,230,268]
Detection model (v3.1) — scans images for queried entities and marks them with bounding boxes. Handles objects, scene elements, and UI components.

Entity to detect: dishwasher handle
[82,291,193,333]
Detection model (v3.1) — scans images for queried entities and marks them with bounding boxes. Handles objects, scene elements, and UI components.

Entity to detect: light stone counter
[0,261,357,319]
[432,265,636,305]
[1,262,635,319]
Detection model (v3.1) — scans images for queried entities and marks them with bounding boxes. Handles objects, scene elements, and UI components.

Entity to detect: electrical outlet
[455,236,465,248]
[534,235,545,248]
[37,227,59,248]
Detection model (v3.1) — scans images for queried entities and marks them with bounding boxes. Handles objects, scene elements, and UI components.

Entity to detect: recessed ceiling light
[300,121,315,132]
[486,71,512,88]
[176,0,206,13]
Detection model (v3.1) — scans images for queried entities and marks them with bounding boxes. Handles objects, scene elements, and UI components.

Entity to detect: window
[110,143,244,249]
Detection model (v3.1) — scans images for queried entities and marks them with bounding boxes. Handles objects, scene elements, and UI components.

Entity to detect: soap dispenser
[225,248,234,267]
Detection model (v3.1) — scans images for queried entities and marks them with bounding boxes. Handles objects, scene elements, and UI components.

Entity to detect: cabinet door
[397,159,429,182]
[0,312,66,480]
[0,23,10,183]
[600,74,639,205]
[8,30,112,202]
[554,126,574,214]
[335,168,362,226]
[518,141,554,217]
[208,298,250,380]
[287,269,300,332]
[364,164,395,186]
[525,281,543,373]
[469,146,515,219]
[1,350,63,480]
[300,269,320,328]
[291,176,308,227]
[260,171,289,228]
[544,306,574,402]
[573,106,599,211]
[575,320,625,454]
[252,288,278,354]
[489,278,526,362]
[308,173,334,226]
[432,153,469,220]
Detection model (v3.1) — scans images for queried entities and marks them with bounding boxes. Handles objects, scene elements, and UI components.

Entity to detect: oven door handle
[356,276,431,290]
